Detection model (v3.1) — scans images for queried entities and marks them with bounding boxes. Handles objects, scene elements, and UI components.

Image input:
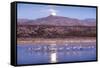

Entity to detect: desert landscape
[17,15,96,44]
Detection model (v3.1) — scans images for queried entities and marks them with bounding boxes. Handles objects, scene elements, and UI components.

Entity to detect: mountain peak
[47,14,56,17]
[18,15,96,26]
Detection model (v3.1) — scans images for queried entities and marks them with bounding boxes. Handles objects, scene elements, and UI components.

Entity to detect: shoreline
[17,37,96,45]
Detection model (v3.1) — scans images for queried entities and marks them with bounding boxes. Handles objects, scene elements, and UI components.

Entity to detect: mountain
[18,15,96,26]
[17,15,96,38]
[81,18,96,26]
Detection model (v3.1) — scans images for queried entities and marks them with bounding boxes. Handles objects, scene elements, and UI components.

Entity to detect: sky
[17,3,96,20]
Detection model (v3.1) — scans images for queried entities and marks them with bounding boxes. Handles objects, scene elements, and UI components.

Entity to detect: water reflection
[17,42,96,64]
[51,53,57,63]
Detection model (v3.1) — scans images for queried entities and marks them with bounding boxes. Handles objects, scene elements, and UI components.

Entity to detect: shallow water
[17,42,96,65]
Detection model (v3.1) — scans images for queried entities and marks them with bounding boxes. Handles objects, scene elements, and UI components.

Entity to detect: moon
[51,12,56,16]
[49,9,57,16]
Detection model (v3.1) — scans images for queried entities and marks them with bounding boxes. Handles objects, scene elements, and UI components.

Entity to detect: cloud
[38,5,59,16]
[49,9,57,15]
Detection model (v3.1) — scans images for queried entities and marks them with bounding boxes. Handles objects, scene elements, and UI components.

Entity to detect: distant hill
[18,15,96,26]
[81,18,96,26]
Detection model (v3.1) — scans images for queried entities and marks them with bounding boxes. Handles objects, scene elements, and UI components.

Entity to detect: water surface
[17,42,96,65]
